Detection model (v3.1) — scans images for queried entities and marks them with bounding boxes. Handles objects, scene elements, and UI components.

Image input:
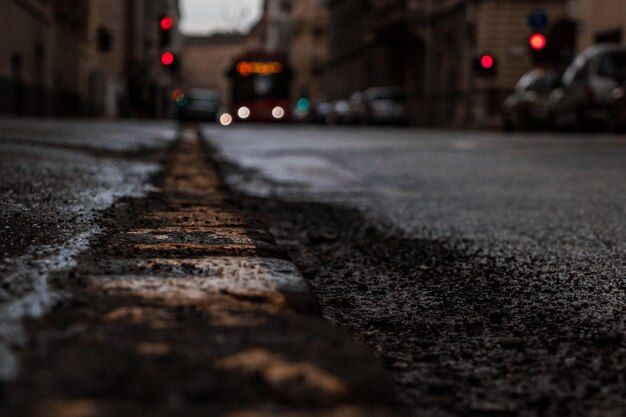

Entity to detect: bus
[227,51,292,122]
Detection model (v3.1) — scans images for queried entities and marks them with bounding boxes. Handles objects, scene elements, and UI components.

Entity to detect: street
[1,119,625,416]
[205,124,626,416]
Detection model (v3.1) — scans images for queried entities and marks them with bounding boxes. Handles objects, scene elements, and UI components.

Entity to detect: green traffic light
[297,98,311,111]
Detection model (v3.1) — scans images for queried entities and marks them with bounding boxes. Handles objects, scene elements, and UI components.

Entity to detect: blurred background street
[1,0,626,416]
[1,0,626,131]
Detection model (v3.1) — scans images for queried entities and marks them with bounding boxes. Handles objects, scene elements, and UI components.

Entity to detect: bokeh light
[161,52,175,66]
[220,113,233,126]
[481,55,494,69]
[272,106,285,119]
[529,33,547,50]
[297,98,311,111]
[160,16,174,30]
[237,106,251,119]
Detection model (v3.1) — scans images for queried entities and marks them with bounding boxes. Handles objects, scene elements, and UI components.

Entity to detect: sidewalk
[0,126,400,417]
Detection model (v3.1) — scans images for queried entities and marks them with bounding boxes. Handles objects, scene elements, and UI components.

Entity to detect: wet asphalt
[0,119,624,416]
[1,127,398,417]
[0,118,176,379]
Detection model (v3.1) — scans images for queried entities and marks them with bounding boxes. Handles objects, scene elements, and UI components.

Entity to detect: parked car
[349,91,368,124]
[176,89,220,122]
[502,68,558,130]
[327,100,352,124]
[312,101,333,124]
[608,84,626,131]
[547,44,626,130]
[291,105,311,123]
[364,87,408,125]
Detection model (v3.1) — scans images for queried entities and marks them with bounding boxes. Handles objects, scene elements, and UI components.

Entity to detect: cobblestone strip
[0,127,400,417]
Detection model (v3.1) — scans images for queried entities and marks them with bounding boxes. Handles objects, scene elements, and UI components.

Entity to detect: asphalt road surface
[0,119,176,380]
[0,119,624,416]
[203,124,626,416]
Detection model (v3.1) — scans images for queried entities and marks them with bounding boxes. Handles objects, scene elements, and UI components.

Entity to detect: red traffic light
[161,51,175,66]
[171,89,185,101]
[160,16,174,31]
[481,55,494,69]
[529,33,547,50]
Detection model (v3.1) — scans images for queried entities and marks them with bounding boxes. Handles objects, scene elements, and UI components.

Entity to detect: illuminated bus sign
[237,61,284,76]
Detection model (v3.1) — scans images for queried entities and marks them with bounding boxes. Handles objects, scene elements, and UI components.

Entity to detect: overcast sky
[179,0,263,35]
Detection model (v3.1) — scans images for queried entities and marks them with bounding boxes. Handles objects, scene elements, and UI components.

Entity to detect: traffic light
[529,33,549,64]
[160,16,174,31]
[529,33,547,50]
[161,51,175,66]
[159,15,174,48]
[473,53,497,78]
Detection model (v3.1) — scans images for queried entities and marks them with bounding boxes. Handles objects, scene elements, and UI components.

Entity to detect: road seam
[0,125,400,417]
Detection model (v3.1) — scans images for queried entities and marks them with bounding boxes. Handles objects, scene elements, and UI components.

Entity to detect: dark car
[502,68,558,130]
[364,87,409,125]
[348,91,368,124]
[327,100,352,124]
[312,101,333,124]
[176,89,220,122]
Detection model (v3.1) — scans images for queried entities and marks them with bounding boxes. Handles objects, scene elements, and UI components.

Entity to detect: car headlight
[272,106,285,119]
[237,106,251,119]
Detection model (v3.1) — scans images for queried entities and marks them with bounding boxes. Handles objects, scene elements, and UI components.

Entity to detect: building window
[97,27,113,53]
[595,29,622,45]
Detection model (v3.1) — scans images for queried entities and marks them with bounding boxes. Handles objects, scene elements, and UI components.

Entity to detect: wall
[0,0,54,115]
[265,0,292,53]
[575,0,626,49]
[324,0,374,100]
[289,0,327,103]
[180,35,246,109]
[0,0,92,116]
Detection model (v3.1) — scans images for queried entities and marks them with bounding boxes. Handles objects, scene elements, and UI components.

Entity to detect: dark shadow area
[1,287,395,417]
[234,193,625,417]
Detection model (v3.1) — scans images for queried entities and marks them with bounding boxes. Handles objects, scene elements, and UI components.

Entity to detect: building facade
[427,0,570,127]
[324,0,572,127]
[264,0,292,53]
[324,0,401,102]
[180,34,246,109]
[289,0,328,103]
[0,0,90,116]
[0,0,180,118]
[87,0,181,118]
[572,0,626,49]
